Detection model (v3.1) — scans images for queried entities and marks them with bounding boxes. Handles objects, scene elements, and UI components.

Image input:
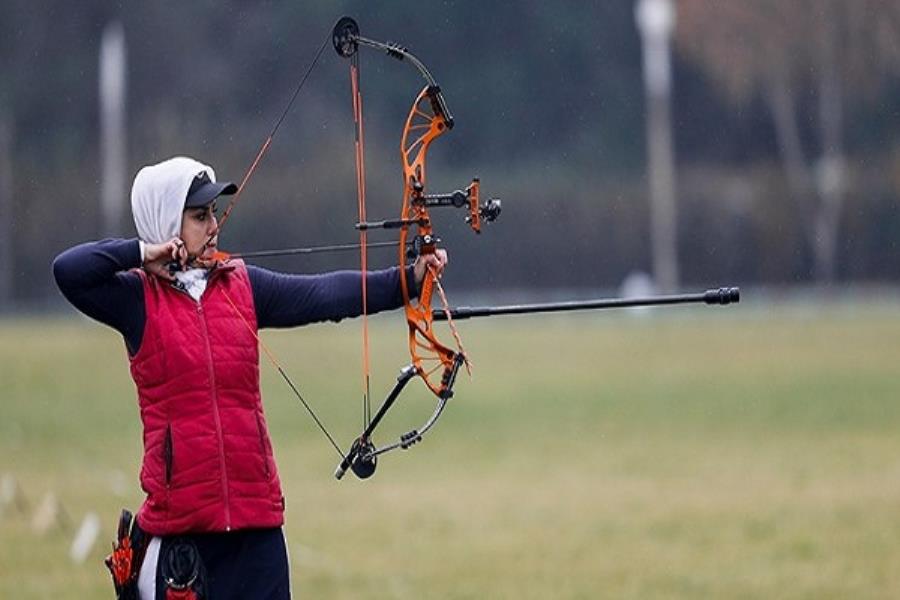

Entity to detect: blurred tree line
[1,1,900,310]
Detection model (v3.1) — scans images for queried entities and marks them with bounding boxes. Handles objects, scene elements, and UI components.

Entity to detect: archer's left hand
[414,249,448,289]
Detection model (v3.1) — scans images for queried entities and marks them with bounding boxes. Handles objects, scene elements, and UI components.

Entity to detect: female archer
[53,155,446,599]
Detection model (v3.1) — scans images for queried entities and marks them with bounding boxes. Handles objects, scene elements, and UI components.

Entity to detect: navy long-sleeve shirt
[53,238,415,355]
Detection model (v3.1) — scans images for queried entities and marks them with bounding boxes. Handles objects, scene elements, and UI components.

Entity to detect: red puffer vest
[131,262,284,535]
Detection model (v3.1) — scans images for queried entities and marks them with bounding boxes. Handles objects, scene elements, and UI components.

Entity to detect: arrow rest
[408,234,440,260]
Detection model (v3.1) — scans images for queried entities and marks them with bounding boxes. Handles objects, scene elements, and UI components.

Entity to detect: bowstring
[206,30,347,460]
[219,287,346,459]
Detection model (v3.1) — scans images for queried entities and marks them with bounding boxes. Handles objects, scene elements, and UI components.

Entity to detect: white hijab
[130,156,219,244]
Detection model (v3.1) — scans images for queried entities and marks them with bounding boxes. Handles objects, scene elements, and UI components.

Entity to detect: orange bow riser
[397,85,463,398]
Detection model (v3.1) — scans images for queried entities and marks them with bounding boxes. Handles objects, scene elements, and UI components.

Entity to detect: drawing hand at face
[143,238,188,281]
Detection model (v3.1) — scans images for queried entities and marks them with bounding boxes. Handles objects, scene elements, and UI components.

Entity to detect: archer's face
[180,202,218,261]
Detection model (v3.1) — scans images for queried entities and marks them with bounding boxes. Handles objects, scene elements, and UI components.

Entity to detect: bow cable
[431,267,472,375]
[219,288,346,459]
[349,51,373,430]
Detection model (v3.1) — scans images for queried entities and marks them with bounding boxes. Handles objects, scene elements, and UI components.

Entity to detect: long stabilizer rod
[433,287,740,321]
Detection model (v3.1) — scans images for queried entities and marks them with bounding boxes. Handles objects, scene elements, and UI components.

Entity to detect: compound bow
[330,16,500,479]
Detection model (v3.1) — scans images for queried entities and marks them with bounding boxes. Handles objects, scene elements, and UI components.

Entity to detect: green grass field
[2,302,900,598]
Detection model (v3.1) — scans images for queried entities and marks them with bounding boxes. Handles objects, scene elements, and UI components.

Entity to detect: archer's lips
[200,243,218,260]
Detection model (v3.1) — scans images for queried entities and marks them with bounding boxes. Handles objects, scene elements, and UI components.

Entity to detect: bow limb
[398,85,464,398]
[332,89,462,479]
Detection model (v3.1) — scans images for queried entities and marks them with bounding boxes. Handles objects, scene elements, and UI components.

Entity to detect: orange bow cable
[350,53,372,430]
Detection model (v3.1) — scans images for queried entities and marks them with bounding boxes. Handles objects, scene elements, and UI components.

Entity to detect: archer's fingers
[428,251,447,277]
[435,249,448,268]
[168,239,188,267]
[148,261,176,282]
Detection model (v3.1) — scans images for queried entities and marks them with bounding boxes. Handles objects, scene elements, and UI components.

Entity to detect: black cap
[185,171,237,208]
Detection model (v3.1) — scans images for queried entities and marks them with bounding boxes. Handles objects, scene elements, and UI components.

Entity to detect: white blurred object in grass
[107,469,129,497]
[0,473,28,519]
[70,511,101,564]
[31,491,60,534]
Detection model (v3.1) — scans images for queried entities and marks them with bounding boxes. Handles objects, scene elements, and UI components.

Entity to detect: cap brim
[184,181,238,208]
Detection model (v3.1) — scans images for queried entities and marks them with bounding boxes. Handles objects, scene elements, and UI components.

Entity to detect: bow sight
[355,179,502,234]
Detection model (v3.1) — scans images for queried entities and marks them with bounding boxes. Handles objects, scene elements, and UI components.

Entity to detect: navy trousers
[151,527,290,599]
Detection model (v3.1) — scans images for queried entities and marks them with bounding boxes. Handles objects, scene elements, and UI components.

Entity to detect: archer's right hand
[142,238,187,281]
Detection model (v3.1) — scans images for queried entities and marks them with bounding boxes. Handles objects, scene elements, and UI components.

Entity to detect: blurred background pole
[99,21,127,238]
[636,0,678,293]
[0,110,12,312]
[812,5,845,286]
